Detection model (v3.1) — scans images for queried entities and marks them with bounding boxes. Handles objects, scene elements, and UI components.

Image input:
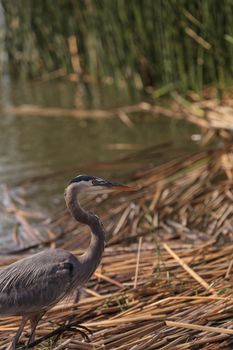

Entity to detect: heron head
[68,174,137,193]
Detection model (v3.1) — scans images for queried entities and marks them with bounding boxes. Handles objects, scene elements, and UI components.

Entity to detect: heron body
[0,175,133,349]
[0,249,81,316]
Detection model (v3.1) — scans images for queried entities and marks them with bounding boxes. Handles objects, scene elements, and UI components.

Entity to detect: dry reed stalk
[163,243,216,294]
[166,320,233,335]
[133,237,142,289]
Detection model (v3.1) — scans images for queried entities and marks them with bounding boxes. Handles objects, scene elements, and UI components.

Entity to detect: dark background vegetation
[2,0,233,94]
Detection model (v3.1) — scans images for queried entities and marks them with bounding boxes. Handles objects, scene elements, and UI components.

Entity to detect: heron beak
[108,184,138,191]
[93,179,137,192]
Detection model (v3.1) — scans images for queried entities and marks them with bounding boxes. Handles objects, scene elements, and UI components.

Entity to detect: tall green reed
[2,0,233,94]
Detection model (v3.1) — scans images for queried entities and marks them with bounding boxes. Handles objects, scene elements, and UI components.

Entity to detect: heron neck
[80,216,105,280]
[65,185,105,281]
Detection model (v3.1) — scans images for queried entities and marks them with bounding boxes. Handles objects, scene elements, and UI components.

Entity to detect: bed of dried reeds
[1,119,233,349]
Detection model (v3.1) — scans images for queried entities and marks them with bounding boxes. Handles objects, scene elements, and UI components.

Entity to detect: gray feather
[0,249,80,315]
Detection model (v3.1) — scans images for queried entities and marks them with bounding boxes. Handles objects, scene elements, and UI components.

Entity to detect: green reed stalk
[2,0,233,94]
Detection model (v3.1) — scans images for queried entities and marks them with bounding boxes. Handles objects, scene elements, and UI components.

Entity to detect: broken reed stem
[134,237,142,289]
[166,320,233,335]
[52,338,72,350]
[163,243,216,295]
[225,257,233,279]
[85,315,164,327]
[95,271,123,288]
[165,296,233,302]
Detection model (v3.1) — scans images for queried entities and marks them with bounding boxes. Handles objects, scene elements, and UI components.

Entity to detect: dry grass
[1,132,233,348]
[2,242,233,349]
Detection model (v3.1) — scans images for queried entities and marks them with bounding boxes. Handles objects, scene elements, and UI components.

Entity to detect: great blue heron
[0,175,135,349]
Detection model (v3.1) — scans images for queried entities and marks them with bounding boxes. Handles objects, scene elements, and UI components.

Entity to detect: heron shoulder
[0,249,81,316]
[0,249,79,291]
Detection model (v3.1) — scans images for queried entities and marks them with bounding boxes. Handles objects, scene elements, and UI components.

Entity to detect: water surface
[0,79,199,240]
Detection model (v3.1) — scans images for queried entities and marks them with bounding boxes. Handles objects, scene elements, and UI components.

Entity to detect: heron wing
[0,249,79,315]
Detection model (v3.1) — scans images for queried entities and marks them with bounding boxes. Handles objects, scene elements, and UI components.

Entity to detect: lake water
[0,79,199,241]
